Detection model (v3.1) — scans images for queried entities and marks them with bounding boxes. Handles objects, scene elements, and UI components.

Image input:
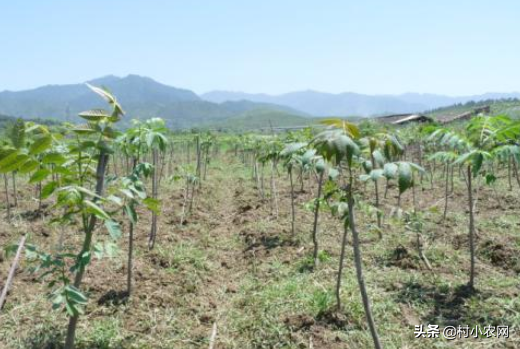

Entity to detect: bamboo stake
[0,235,27,312]
[208,322,217,349]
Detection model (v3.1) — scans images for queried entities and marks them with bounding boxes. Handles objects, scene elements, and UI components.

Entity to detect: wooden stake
[0,235,27,312]
[208,322,217,349]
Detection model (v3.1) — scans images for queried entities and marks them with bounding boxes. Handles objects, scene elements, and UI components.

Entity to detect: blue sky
[1,0,518,95]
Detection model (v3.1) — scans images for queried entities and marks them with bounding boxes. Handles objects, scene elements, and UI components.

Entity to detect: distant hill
[203,108,315,131]
[0,75,305,129]
[427,98,520,120]
[202,90,520,117]
[0,113,60,130]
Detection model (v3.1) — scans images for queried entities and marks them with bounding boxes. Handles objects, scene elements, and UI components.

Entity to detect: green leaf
[75,186,99,199]
[77,251,91,268]
[409,162,425,174]
[52,292,65,310]
[63,285,87,316]
[78,109,110,121]
[65,301,80,317]
[65,285,88,305]
[105,220,122,240]
[86,83,117,106]
[0,149,19,167]
[103,126,118,139]
[143,197,161,214]
[485,173,497,185]
[454,150,476,166]
[96,140,114,154]
[42,152,67,165]
[107,195,123,206]
[360,174,371,182]
[280,142,307,157]
[8,118,26,149]
[0,154,29,173]
[93,242,104,260]
[104,241,120,258]
[362,160,373,174]
[119,188,135,199]
[72,126,98,135]
[318,119,360,138]
[131,186,147,199]
[370,169,384,181]
[29,168,51,183]
[372,150,385,167]
[360,169,384,182]
[79,141,97,149]
[53,165,72,176]
[29,135,52,155]
[84,200,110,220]
[397,162,413,194]
[331,201,349,219]
[383,163,398,179]
[471,152,484,177]
[328,168,339,180]
[315,159,326,173]
[41,181,58,199]
[124,203,138,224]
[18,159,39,174]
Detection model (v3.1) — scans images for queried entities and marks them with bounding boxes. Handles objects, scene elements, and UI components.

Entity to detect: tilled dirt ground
[0,157,519,348]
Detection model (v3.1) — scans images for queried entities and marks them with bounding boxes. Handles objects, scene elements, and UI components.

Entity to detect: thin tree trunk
[312,171,324,269]
[417,233,433,271]
[65,152,109,349]
[412,173,417,211]
[126,156,139,296]
[346,177,383,349]
[270,161,279,218]
[442,164,449,223]
[260,163,265,200]
[370,152,381,229]
[127,220,134,296]
[3,174,10,221]
[508,156,513,191]
[512,157,520,189]
[38,181,43,214]
[168,146,174,177]
[289,168,295,237]
[449,165,455,194]
[467,165,476,289]
[335,219,349,311]
[196,136,201,179]
[112,154,119,177]
[158,150,167,187]
[188,180,196,213]
[148,149,159,250]
[203,146,210,180]
[11,172,17,208]
[187,141,191,164]
[181,178,189,224]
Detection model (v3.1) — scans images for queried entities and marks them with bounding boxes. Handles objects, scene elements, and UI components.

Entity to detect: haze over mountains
[0,74,518,129]
[202,90,520,116]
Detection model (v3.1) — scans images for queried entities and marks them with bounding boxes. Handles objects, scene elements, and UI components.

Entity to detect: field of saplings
[0,86,519,349]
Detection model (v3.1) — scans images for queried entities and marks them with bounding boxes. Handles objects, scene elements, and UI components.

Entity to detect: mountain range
[0,75,304,129]
[0,74,518,129]
[202,90,520,116]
